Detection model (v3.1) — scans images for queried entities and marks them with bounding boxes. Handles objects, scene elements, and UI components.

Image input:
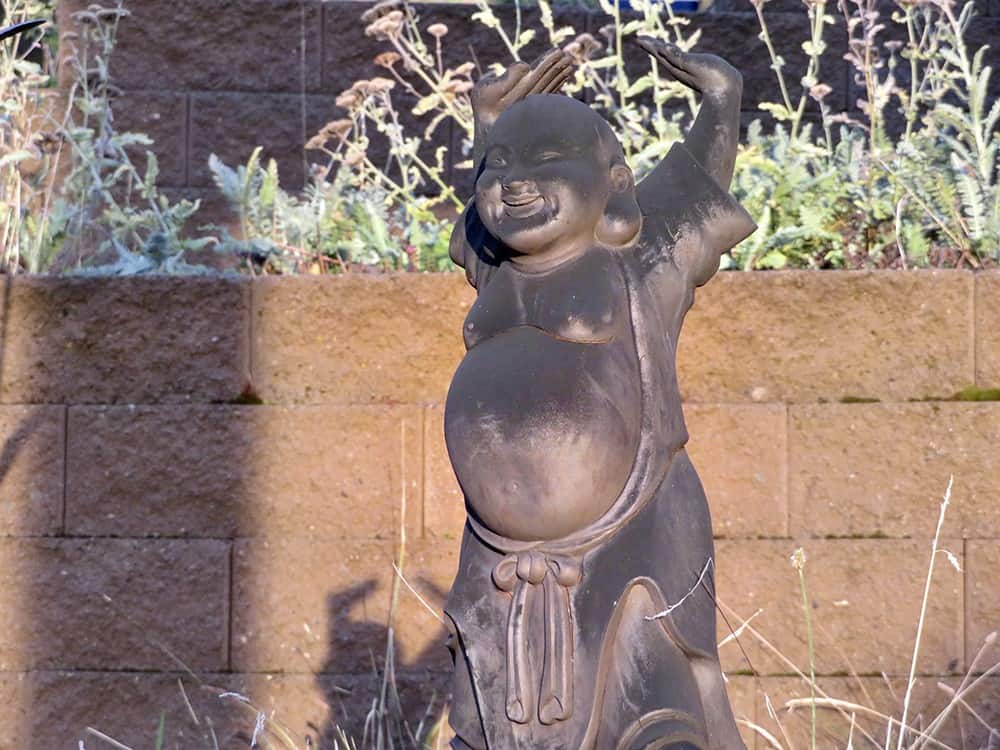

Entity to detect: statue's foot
[617,711,710,750]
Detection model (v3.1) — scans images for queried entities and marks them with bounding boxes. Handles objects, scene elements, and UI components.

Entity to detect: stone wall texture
[0,269,998,747]
[54,0,1000,231]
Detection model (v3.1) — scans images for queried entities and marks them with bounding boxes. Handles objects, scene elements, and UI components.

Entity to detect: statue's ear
[595,163,642,248]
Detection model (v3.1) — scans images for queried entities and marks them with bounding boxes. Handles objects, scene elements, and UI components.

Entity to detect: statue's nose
[502,177,536,195]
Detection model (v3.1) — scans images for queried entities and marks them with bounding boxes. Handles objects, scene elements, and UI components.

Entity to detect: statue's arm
[632,42,754,287]
[634,40,742,190]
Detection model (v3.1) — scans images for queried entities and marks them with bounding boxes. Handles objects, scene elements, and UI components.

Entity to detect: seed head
[365,10,405,40]
[790,547,807,571]
[809,83,833,101]
[374,51,402,68]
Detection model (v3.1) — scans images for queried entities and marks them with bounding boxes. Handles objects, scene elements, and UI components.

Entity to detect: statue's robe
[445,143,756,750]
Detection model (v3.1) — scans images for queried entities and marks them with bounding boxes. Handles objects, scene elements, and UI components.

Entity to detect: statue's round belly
[444,327,641,542]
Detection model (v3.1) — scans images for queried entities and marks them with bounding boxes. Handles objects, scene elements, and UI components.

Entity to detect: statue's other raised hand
[634,38,741,100]
[472,49,575,130]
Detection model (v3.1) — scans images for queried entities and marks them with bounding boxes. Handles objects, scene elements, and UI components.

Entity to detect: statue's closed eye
[536,151,562,162]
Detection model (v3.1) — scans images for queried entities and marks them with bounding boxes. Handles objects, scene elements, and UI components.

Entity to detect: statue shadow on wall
[313,577,453,746]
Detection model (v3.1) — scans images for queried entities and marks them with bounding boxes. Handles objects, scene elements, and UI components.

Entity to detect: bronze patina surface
[443,43,755,749]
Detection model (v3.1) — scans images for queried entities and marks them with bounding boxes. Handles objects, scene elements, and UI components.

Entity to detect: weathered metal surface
[443,45,755,749]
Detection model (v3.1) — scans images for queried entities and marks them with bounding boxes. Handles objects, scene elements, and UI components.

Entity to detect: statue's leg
[445,616,489,750]
[593,583,711,750]
[691,656,747,750]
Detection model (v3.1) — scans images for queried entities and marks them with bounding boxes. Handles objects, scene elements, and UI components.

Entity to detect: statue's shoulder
[636,143,754,249]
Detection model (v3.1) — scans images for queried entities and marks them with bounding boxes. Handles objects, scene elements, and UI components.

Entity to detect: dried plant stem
[84,728,136,750]
[613,0,626,112]
[737,718,784,750]
[752,5,795,121]
[790,0,827,142]
[896,476,953,750]
[903,6,921,141]
[793,549,818,750]
[915,657,1000,749]
[717,598,940,750]
[392,561,445,626]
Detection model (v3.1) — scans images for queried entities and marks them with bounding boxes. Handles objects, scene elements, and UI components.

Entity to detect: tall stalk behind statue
[441,42,756,750]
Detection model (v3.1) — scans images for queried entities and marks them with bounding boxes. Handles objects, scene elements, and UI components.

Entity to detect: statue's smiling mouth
[501,193,543,218]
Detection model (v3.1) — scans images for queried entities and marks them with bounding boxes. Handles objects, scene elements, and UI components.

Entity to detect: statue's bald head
[489,95,627,171]
[476,95,642,259]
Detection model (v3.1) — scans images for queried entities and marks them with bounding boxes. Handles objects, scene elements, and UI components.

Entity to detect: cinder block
[685,403,788,538]
[0,539,230,671]
[66,404,422,539]
[189,92,342,190]
[0,405,64,536]
[27,671,238,749]
[113,91,188,187]
[59,0,324,93]
[252,275,473,405]
[976,272,1000,388]
[679,271,974,403]
[232,537,458,674]
[789,403,1000,539]
[26,671,437,749]
[0,672,30,749]
[714,539,964,677]
[423,404,465,541]
[966,540,1000,667]
[724,675,758,749]
[0,277,250,404]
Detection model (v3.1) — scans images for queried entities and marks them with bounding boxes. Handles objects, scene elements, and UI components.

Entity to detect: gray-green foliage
[724,0,998,269]
[1,0,219,274]
[208,147,453,273]
[47,2,218,274]
[0,0,59,271]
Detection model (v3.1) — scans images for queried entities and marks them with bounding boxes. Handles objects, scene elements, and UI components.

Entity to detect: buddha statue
[443,41,755,750]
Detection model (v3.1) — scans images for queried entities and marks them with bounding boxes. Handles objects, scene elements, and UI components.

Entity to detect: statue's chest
[463,249,628,350]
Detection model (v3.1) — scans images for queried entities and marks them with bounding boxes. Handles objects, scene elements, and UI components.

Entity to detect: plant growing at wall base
[0,0,62,272]
[49,1,218,274]
[1,1,227,274]
[208,147,453,274]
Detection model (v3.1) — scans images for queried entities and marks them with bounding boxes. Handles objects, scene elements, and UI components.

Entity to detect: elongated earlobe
[595,164,642,248]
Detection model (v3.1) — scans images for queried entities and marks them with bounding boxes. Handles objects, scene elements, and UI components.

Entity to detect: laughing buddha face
[475,95,641,268]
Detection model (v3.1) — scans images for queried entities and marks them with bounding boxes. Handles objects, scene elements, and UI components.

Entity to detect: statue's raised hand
[635,38,741,100]
[472,49,575,132]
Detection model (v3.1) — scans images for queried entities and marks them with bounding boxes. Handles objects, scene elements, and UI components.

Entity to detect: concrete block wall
[0,270,998,747]
[54,0,1000,230]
